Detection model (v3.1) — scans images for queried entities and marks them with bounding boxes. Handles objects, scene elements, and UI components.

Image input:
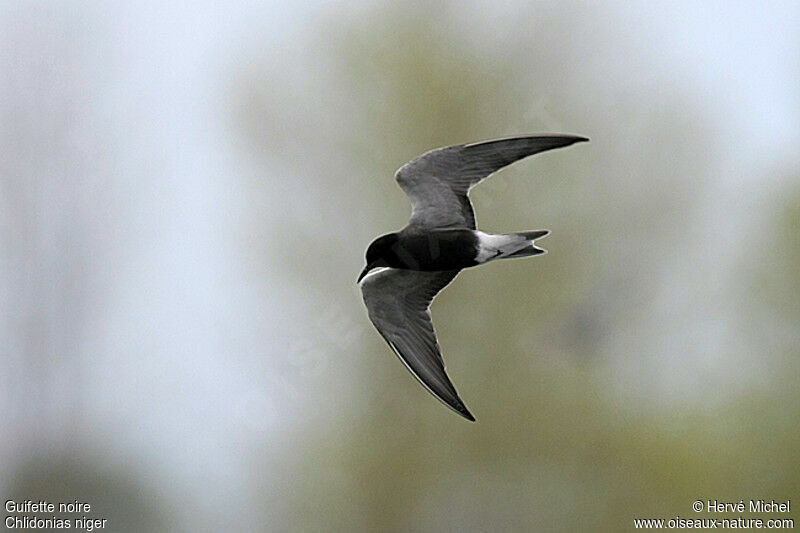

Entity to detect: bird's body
[358,134,588,421]
[359,229,550,279]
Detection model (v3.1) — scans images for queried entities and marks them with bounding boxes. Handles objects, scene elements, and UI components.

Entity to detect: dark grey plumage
[396,135,587,230]
[359,134,588,421]
[360,268,469,419]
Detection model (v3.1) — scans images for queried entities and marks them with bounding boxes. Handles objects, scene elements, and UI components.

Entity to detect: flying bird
[358,134,588,421]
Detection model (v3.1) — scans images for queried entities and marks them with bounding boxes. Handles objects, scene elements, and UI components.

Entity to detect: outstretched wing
[395,134,588,230]
[359,267,473,421]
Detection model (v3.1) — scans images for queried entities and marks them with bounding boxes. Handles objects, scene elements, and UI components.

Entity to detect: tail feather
[514,230,550,241]
[475,229,550,263]
[505,230,549,259]
[505,245,546,258]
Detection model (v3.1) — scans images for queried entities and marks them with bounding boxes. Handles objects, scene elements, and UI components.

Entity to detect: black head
[365,233,400,265]
[358,233,399,283]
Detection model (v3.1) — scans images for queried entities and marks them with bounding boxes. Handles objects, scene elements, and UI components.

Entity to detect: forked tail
[475,230,549,262]
[503,230,549,259]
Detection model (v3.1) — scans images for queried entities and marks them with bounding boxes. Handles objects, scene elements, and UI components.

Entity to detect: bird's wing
[395,134,588,230]
[359,267,474,421]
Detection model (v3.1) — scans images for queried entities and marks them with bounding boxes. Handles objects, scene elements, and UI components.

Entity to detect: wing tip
[557,134,590,146]
[460,408,477,422]
[462,133,590,148]
[449,397,476,422]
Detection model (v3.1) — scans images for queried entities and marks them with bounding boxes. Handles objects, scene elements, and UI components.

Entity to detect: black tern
[358,135,588,421]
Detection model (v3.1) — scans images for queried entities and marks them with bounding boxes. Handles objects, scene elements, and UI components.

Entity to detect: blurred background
[1,1,798,531]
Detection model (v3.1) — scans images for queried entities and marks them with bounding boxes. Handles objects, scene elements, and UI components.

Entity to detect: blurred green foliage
[5,453,169,532]
[237,3,800,531]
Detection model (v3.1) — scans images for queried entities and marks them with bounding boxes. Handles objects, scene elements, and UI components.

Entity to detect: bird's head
[358,233,399,283]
